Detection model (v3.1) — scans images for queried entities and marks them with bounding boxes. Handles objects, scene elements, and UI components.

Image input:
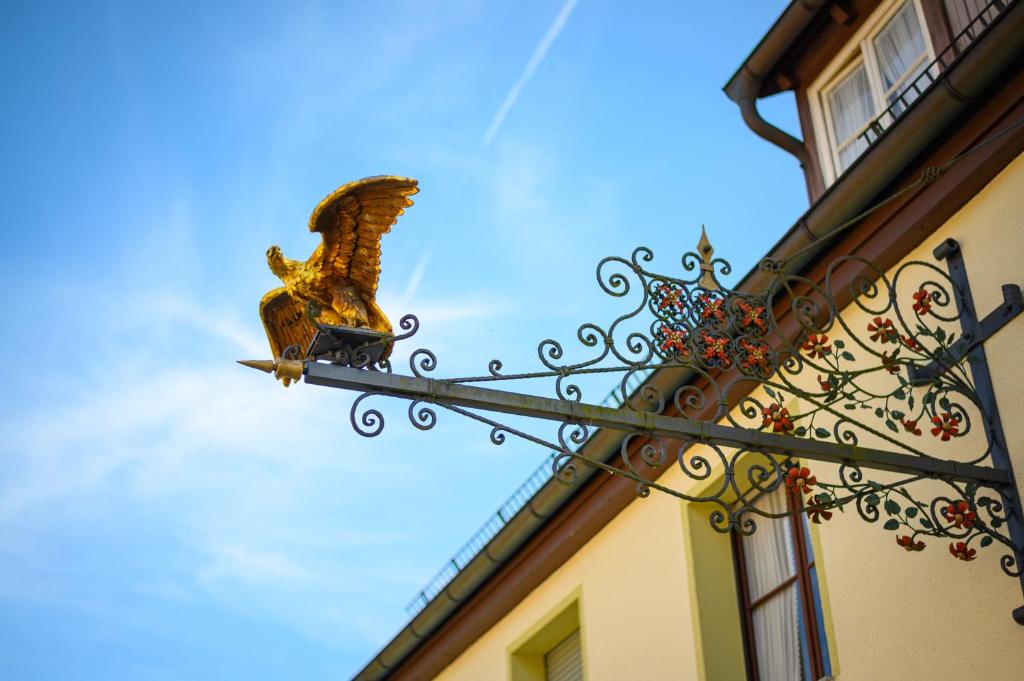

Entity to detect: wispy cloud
[480,0,579,149]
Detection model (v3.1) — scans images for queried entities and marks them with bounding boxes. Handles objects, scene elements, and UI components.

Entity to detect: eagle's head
[266,245,287,278]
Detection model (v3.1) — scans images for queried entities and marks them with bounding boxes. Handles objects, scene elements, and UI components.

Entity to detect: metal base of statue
[306,325,392,368]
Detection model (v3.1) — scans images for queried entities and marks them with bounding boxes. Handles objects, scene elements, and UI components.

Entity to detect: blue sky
[0,1,804,678]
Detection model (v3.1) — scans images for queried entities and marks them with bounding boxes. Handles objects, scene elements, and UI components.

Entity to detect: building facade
[354,1,1024,679]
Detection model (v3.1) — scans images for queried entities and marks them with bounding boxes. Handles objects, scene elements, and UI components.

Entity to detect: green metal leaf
[905,507,918,518]
[833,339,845,349]
[883,519,900,530]
[920,518,934,529]
[795,426,807,436]
[884,499,901,515]
[939,397,950,411]
[980,536,993,548]
[764,385,776,399]
[885,419,899,433]
[841,351,855,361]
[814,428,830,439]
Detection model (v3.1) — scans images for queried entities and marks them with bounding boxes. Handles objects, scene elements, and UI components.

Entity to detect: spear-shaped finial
[237,358,305,387]
[696,225,718,290]
[237,359,276,374]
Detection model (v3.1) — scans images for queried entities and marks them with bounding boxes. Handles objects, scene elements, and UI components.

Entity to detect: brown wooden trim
[731,527,762,681]
[382,65,1024,681]
[787,489,826,680]
[748,573,800,611]
[796,87,828,202]
[920,0,955,56]
[731,528,760,681]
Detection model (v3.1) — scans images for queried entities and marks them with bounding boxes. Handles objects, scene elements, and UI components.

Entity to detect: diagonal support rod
[303,362,1010,486]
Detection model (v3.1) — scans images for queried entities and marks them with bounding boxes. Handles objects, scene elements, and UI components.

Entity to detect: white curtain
[874,1,927,110]
[742,487,802,681]
[827,64,873,172]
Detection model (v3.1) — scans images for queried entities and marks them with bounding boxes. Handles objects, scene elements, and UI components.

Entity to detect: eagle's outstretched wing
[307,176,418,300]
[259,287,316,361]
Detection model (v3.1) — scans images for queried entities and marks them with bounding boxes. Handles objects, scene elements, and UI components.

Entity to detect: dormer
[724,0,1017,202]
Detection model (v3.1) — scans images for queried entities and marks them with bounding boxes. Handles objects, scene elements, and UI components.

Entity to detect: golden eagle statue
[258,175,418,367]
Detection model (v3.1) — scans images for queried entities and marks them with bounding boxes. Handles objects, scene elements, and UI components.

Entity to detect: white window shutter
[544,629,583,681]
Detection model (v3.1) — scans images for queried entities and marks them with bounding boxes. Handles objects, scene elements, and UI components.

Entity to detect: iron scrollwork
[310,229,1023,608]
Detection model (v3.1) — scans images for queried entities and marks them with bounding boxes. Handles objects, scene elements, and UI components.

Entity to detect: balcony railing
[858,0,1012,146]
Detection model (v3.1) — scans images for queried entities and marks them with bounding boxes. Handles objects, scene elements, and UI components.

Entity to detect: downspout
[736,75,809,169]
[723,0,830,167]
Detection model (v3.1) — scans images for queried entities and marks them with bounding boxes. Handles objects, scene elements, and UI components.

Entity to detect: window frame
[809,0,936,185]
[731,485,830,681]
[508,591,586,681]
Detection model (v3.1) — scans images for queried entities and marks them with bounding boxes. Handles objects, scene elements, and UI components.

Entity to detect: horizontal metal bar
[304,363,1010,486]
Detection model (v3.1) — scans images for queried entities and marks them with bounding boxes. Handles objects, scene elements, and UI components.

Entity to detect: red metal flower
[901,419,922,436]
[785,465,816,492]
[942,500,976,529]
[736,300,769,334]
[930,412,960,441]
[697,293,726,323]
[738,338,772,374]
[657,285,685,313]
[901,334,922,351]
[806,503,833,524]
[897,535,926,552]
[762,404,795,435]
[658,325,689,356]
[949,541,976,562]
[912,288,933,315]
[881,351,901,374]
[867,317,899,344]
[817,375,832,392]
[700,331,731,366]
[801,333,831,359]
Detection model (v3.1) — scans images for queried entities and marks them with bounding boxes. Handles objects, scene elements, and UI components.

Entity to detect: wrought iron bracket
[244,232,1024,623]
[305,362,1009,486]
[909,241,1024,386]
[914,238,1024,623]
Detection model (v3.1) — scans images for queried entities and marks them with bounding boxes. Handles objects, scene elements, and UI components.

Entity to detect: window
[544,629,583,681]
[510,597,585,681]
[816,0,935,181]
[732,484,832,681]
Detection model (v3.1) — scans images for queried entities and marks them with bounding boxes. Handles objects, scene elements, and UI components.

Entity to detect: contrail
[480,0,579,150]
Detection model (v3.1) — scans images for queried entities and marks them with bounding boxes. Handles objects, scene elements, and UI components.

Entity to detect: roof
[722,0,830,102]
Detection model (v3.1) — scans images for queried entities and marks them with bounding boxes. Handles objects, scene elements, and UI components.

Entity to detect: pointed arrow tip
[237,359,276,374]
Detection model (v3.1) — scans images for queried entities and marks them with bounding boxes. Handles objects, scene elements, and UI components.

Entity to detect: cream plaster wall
[434,461,702,681]
[433,152,1024,680]
[807,151,1024,680]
